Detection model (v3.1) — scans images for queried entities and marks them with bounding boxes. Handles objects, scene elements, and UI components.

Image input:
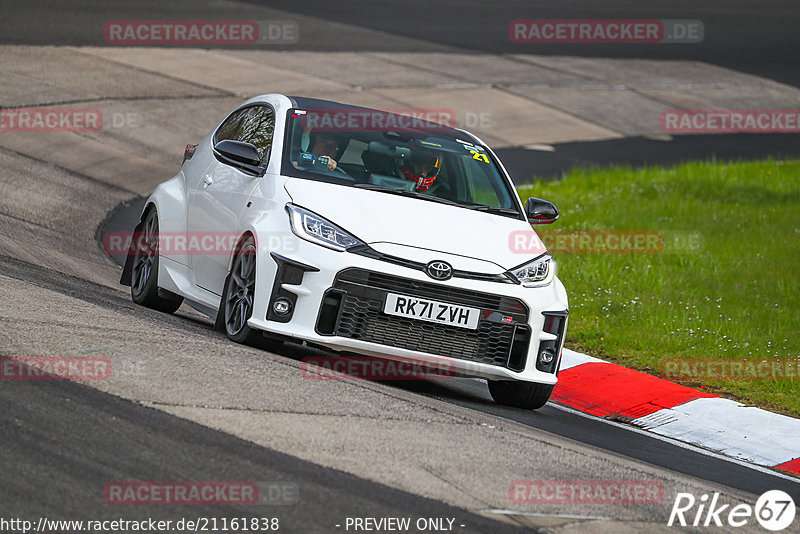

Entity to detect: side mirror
[213,140,265,175]
[525,197,559,224]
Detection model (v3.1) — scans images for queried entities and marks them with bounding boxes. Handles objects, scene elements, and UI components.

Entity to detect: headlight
[508,254,554,287]
[286,203,364,251]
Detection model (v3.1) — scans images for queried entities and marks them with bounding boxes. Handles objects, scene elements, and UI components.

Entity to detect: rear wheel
[130,208,183,313]
[488,380,553,410]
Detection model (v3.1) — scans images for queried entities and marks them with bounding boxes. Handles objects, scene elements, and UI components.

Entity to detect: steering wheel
[318,156,355,180]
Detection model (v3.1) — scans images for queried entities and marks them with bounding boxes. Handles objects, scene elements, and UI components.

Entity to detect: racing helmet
[398,148,441,191]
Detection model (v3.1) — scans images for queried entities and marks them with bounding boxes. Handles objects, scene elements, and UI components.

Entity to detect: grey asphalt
[1,1,799,532]
[494,133,800,182]
[0,339,531,533]
[2,0,798,87]
[249,0,800,86]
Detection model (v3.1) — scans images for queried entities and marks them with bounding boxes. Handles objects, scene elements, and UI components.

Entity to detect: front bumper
[247,239,568,384]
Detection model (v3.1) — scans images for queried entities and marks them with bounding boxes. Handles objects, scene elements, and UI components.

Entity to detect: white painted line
[630,407,686,429]
[522,144,555,152]
[556,350,799,473]
[558,348,607,371]
[548,402,800,485]
[635,397,800,467]
[480,509,609,521]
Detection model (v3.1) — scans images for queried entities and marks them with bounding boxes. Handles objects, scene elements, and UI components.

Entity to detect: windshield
[281,108,521,215]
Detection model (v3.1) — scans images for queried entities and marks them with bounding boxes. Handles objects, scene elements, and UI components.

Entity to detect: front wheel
[488,380,553,410]
[130,208,183,313]
[221,235,263,347]
[217,234,285,352]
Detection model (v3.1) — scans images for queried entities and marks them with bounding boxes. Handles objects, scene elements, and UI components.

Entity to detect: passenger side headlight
[286,203,364,251]
[508,254,554,287]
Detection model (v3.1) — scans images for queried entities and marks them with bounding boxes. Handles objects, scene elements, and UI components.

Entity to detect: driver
[397,148,442,192]
[308,132,345,171]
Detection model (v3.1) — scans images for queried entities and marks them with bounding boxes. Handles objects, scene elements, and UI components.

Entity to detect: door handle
[203,175,213,188]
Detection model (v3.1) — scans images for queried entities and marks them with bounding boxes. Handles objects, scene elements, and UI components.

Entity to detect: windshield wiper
[466,205,522,218]
[353,184,462,206]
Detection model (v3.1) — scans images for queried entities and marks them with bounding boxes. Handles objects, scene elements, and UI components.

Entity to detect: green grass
[517,158,800,417]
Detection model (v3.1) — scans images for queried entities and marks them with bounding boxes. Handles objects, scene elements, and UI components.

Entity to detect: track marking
[480,509,610,520]
[548,402,800,484]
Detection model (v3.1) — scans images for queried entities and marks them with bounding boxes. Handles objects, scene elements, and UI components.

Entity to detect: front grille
[319,268,530,369]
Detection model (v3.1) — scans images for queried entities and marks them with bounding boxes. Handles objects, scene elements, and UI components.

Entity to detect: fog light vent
[538,349,555,365]
[273,298,292,316]
[537,311,568,374]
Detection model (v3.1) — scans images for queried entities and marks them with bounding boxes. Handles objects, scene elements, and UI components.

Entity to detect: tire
[488,380,553,410]
[130,208,183,313]
[221,235,266,347]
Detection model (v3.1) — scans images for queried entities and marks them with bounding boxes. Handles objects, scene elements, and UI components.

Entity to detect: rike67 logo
[668,490,796,531]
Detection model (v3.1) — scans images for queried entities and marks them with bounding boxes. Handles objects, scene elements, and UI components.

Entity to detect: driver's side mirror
[213,140,266,176]
[525,197,559,224]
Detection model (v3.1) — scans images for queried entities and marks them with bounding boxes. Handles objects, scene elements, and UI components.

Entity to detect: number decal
[469,150,490,163]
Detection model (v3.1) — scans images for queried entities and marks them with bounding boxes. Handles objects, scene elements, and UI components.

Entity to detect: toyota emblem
[425,260,453,281]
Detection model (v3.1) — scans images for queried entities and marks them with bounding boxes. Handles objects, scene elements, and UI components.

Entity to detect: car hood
[284,178,547,271]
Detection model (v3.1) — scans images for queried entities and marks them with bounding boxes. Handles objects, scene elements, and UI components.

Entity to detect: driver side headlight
[286,203,364,251]
[508,254,554,287]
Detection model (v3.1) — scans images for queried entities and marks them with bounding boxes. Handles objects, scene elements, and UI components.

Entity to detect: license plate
[383,293,480,330]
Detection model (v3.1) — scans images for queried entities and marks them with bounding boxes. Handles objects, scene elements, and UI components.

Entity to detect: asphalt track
[246,0,800,87]
[2,1,800,532]
[4,0,798,180]
[0,356,530,533]
[3,0,799,86]
[494,133,800,181]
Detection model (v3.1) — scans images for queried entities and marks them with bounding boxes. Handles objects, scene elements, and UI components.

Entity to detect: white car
[121,94,569,409]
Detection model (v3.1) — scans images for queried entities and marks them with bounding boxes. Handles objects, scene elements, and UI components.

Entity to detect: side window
[215,105,276,164]
[216,108,249,144]
[237,106,275,163]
